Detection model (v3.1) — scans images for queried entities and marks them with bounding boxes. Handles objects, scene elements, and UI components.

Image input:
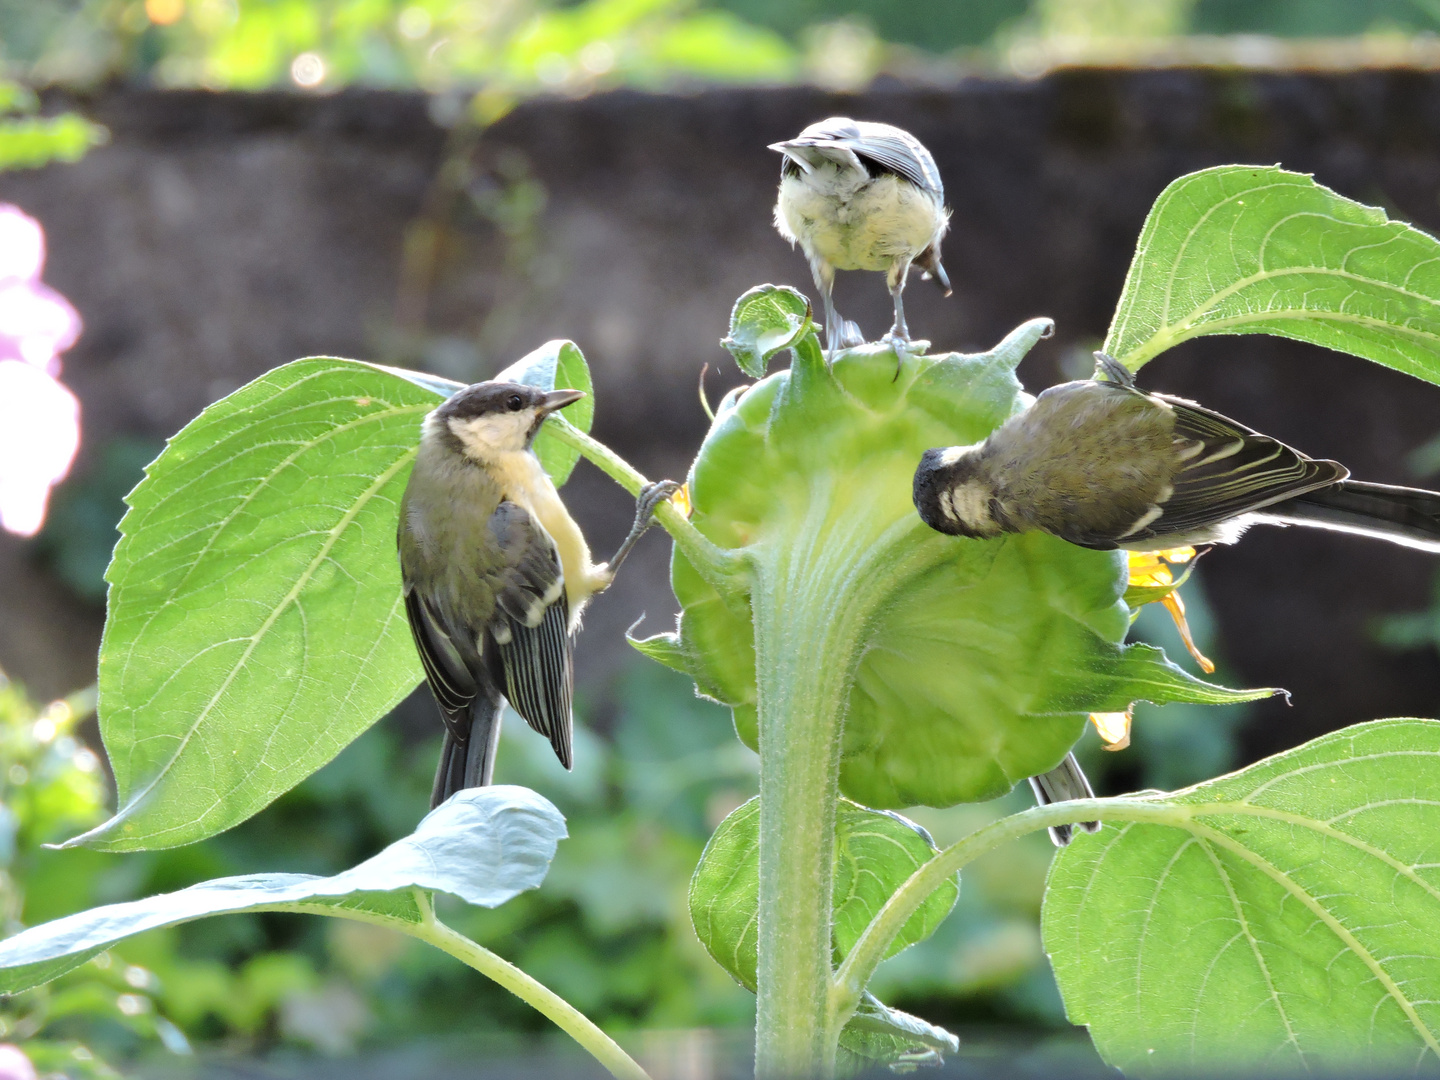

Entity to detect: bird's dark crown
[435,381,546,421]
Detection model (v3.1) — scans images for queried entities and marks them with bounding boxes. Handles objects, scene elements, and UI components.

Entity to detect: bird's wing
[486,501,575,769]
[1127,395,1348,542]
[403,583,480,743]
[846,124,943,197]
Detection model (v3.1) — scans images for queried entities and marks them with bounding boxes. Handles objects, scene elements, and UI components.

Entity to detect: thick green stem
[751,548,857,1079]
[829,796,1182,1028]
[546,415,749,601]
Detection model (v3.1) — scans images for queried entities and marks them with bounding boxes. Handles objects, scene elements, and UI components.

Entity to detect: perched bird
[914,351,1440,841]
[399,380,677,808]
[770,117,951,358]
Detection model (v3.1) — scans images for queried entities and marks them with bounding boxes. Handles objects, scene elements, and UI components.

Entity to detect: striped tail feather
[1260,480,1440,553]
[431,692,504,809]
[1029,752,1101,847]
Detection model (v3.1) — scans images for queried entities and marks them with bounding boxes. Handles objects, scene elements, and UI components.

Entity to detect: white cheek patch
[949,481,993,529]
[938,490,957,522]
[450,413,532,457]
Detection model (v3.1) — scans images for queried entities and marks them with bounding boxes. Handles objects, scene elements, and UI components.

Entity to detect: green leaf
[721,284,814,378]
[493,339,595,486]
[665,315,1270,807]
[71,359,439,851]
[1043,718,1440,1075]
[689,797,958,992]
[625,629,692,675]
[838,992,959,1070]
[3,786,564,994]
[1105,165,1440,380]
[73,346,596,852]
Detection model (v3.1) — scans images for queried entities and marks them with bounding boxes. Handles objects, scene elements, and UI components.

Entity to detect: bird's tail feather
[430,693,504,809]
[1260,480,1440,553]
[1029,752,1100,847]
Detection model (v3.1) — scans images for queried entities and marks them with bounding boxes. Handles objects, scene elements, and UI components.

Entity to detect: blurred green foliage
[4,0,1439,91]
[38,438,163,607]
[0,78,105,171]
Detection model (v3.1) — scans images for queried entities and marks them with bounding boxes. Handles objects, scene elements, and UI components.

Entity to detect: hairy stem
[408,893,654,1080]
[546,415,749,601]
[750,549,854,1078]
[830,796,1183,1028]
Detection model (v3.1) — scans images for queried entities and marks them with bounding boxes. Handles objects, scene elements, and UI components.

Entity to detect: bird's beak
[539,388,586,414]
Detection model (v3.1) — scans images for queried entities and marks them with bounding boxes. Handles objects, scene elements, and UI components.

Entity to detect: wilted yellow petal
[1090,708,1133,750]
[1161,590,1215,674]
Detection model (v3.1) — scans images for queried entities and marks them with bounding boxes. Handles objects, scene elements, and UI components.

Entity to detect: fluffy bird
[770,117,951,357]
[914,352,1440,842]
[399,380,676,808]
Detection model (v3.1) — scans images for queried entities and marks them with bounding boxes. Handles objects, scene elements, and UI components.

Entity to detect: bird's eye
[506,394,524,411]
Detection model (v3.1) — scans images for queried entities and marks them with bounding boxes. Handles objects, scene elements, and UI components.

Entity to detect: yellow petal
[1125,551,1173,589]
[671,483,693,520]
[1090,708,1133,750]
[1162,591,1215,674]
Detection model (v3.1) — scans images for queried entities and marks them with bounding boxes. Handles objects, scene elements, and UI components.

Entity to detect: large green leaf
[1043,718,1440,1075]
[689,797,958,993]
[1105,165,1440,380]
[651,317,1273,808]
[3,787,564,993]
[74,348,593,851]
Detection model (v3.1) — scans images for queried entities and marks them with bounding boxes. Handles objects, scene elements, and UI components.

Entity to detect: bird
[913,351,1440,842]
[914,352,1440,554]
[398,380,678,808]
[769,117,951,359]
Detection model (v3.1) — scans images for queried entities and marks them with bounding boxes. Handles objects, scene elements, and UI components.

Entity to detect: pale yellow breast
[778,175,943,271]
[491,450,607,616]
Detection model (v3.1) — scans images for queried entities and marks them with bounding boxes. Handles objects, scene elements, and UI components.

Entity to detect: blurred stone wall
[4,70,1440,765]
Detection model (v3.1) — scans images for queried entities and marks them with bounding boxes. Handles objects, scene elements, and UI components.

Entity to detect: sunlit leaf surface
[1106,165,1440,382]
[77,349,591,851]
[1044,718,1440,1076]
[2,787,565,994]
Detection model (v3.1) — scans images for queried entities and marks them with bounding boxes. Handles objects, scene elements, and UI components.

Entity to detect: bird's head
[913,444,1002,539]
[431,381,585,460]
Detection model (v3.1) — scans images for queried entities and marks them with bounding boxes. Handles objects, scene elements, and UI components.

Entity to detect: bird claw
[881,333,929,380]
[637,479,683,523]
[605,480,683,580]
[881,332,929,354]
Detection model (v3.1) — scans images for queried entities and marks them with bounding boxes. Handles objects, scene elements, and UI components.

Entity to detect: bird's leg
[604,479,683,580]
[885,261,912,344]
[882,259,927,378]
[812,260,863,359]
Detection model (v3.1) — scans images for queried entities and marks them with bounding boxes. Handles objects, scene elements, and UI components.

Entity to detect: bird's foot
[637,479,683,523]
[881,332,929,379]
[824,318,866,363]
[604,480,684,581]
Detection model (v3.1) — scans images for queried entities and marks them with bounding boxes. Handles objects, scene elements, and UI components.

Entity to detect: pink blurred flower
[0,205,82,537]
[0,1044,36,1080]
